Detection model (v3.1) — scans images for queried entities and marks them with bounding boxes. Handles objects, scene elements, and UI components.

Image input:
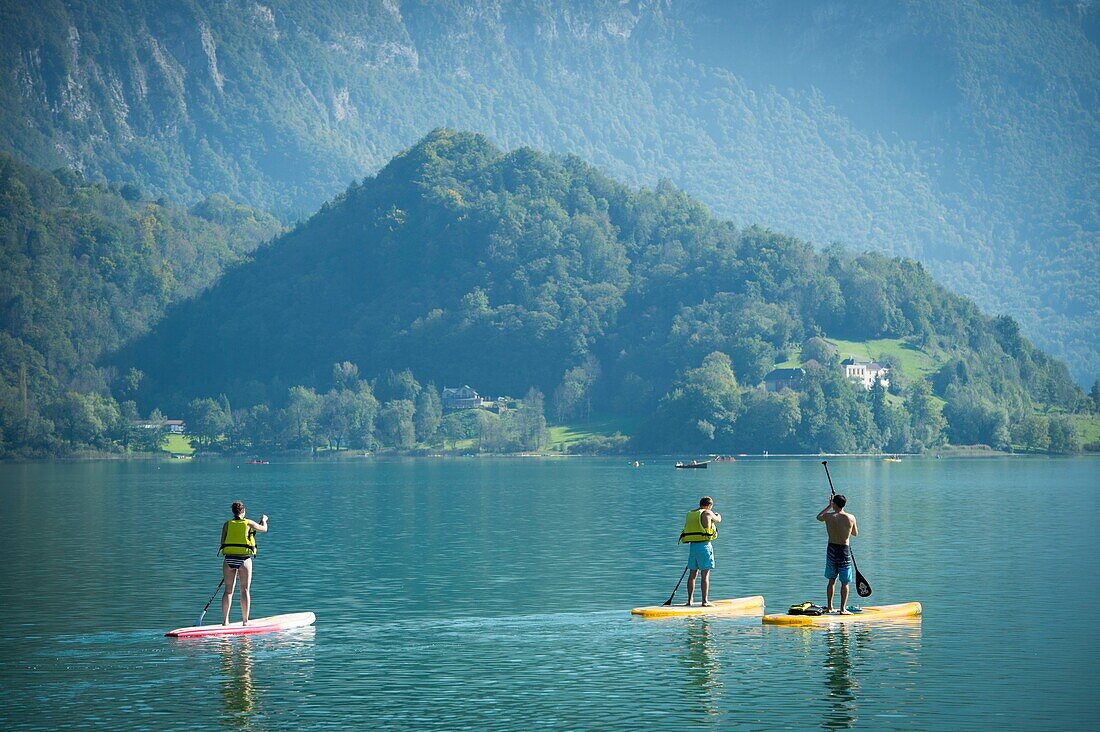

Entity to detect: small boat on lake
[247,459,270,465]
[675,460,709,469]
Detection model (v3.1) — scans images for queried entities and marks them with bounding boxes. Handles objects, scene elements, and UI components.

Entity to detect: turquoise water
[0,457,1097,730]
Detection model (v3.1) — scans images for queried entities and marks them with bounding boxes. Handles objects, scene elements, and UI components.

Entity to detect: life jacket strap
[219,543,257,556]
[678,531,715,542]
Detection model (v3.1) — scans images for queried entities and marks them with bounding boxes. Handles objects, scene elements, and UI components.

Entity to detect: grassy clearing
[162,434,194,455]
[1070,414,1100,447]
[826,337,944,377]
[548,416,637,449]
[775,337,944,378]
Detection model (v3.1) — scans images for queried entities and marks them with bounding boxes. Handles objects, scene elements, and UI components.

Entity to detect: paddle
[662,566,690,606]
[821,461,872,598]
[196,579,225,626]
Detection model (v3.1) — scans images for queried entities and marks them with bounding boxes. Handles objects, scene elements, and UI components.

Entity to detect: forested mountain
[0,152,281,455]
[113,131,1085,455]
[1,0,1096,384]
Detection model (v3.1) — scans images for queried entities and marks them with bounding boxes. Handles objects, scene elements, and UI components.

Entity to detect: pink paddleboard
[166,612,315,638]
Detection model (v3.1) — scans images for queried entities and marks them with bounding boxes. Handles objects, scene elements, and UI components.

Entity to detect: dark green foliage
[0,153,279,456]
[414,384,442,443]
[801,337,838,366]
[186,396,232,449]
[109,131,1083,455]
[641,353,740,452]
[379,400,416,450]
[516,388,550,451]
[1046,417,1082,455]
[1011,415,1051,453]
[942,387,1011,450]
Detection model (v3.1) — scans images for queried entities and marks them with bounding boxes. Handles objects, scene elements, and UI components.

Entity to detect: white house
[841,358,890,390]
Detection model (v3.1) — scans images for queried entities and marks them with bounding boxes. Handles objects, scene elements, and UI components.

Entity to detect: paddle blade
[196,609,208,626]
[855,572,872,598]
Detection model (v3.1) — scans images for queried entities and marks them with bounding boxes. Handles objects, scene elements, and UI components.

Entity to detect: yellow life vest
[679,509,717,543]
[220,518,257,556]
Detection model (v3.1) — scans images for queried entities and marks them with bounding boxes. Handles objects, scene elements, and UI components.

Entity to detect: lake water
[0,456,1097,730]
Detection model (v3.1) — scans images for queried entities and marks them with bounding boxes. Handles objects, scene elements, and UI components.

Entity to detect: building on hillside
[764,368,806,392]
[442,386,485,411]
[841,358,890,390]
[131,419,186,433]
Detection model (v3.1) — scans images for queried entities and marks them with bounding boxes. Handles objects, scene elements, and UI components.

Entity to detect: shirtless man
[816,494,858,614]
[681,496,722,607]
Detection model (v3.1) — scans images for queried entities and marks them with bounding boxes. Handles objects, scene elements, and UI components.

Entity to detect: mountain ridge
[1,0,1096,383]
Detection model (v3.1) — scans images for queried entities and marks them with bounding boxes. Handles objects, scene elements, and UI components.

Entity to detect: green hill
[111,131,1086,456]
[0,153,281,456]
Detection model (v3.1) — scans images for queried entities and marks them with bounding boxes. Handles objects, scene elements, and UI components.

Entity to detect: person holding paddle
[679,496,722,607]
[817,494,858,614]
[220,501,269,626]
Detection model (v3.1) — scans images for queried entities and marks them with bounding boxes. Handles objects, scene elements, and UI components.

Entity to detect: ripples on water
[0,458,1096,730]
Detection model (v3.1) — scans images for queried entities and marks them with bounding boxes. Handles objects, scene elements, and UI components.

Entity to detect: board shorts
[687,541,715,570]
[825,543,853,584]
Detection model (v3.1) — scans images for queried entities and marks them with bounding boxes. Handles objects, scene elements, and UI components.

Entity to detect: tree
[736,390,800,453]
[284,386,321,450]
[942,387,1009,449]
[1047,416,1081,454]
[195,398,229,449]
[552,358,600,423]
[377,369,421,403]
[186,396,233,450]
[46,392,123,450]
[1091,381,1100,413]
[801,337,837,365]
[346,385,380,450]
[414,383,443,442]
[641,352,740,451]
[440,410,478,450]
[730,337,776,386]
[878,405,912,453]
[120,368,144,399]
[1011,414,1050,452]
[236,403,279,453]
[379,399,416,449]
[133,406,167,452]
[870,377,888,431]
[319,388,357,450]
[516,387,549,450]
[905,380,946,449]
[332,361,360,390]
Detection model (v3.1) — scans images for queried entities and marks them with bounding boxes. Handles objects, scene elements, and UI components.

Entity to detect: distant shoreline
[7,447,1097,464]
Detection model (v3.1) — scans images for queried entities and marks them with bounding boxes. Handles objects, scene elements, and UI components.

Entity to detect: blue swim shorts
[824,543,854,584]
[687,541,715,570]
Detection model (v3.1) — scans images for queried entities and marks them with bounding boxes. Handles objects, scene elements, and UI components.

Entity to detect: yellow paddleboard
[631,595,764,618]
[762,602,922,625]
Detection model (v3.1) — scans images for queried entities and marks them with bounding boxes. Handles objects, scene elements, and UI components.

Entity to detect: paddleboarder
[817,494,858,614]
[679,496,722,606]
[220,501,269,625]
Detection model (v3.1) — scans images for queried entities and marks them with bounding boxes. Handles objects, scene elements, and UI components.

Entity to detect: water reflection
[819,620,924,730]
[679,618,723,717]
[822,625,860,730]
[217,636,261,730]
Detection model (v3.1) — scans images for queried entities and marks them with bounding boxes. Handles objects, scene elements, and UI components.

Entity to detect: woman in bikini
[220,501,269,625]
